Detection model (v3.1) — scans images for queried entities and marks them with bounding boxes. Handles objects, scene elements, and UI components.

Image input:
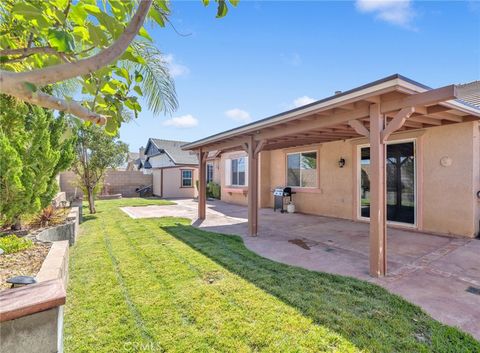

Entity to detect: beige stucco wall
[152,169,162,196]
[216,121,479,238]
[422,121,479,237]
[152,167,198,199]
[265,141,354,218]
[220,151,248,206]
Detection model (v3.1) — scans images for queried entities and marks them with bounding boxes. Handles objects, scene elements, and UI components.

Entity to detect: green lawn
[64,198,479,353]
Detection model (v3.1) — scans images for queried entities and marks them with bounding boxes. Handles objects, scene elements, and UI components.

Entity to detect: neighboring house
[120,147,146,171]
[183,74,480,245]
[143,138,199,198]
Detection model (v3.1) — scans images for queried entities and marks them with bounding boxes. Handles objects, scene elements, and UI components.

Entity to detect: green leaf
[84,5,124,39]
[156,1,170,12]
[229,0,239,6]
[109,0,126,21]
[105,116,118,134]
[81,80,97,95]
[134,71,143,83]
[82,4,101,15]
[87,23,109,47]
[72,26,89,42]
[138,27,153,41]
[124,98,135,110]
[216,0,228,18]
[11,2,49,27]
[133,86,143,96]
[120,48,146,65]
[23,82,37,92]
[70,3,88,24]
[202,0,210,6]
[11,2,42,17]
[48,29,75,52]
[149,7,165,27]
[100,82,117,95]
[115,68,131,84]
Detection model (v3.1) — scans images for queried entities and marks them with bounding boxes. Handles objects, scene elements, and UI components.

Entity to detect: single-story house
[182,74,480,277]
[143,138,199,198]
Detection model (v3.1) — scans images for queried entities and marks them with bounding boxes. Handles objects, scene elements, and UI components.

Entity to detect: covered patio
[182,75,480,277]
[122,199,480,339]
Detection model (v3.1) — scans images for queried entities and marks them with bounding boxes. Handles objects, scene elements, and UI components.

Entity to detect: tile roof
[150,138,198,165]
[456,81,480,109]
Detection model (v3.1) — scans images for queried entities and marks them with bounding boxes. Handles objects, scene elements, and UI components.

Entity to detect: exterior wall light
[338,158,346,168]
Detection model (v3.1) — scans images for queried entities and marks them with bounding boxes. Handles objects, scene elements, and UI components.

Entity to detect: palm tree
[52,40,178,123]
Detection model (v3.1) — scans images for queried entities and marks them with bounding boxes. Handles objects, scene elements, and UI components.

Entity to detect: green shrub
[207,182,221,199]
[0,234,34,254]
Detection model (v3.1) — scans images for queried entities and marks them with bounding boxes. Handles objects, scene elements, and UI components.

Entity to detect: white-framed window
[231,157,246,186]
[181,169,193,187]
[287,151,317,188]
[207,163,214,183]
[225,157,245,186]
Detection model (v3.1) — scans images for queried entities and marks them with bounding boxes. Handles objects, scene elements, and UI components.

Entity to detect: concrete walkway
[121,199,480,340]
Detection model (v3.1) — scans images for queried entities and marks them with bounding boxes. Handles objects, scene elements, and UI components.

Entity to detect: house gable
[144,139,160,156]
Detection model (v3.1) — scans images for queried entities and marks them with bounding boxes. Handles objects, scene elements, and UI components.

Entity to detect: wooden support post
[247,136,263,236]
[369,104,387,277]
[198,149,207,220]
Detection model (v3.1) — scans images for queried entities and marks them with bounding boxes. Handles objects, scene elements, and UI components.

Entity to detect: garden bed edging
[0,206,77,353]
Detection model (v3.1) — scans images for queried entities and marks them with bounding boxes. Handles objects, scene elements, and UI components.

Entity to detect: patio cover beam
[186,85,460,153]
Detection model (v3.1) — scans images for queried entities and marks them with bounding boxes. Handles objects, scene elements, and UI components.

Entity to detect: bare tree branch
[0,0,153,90]
[0,47,60,56]
[0,47,71,63]
[16,89,106,125]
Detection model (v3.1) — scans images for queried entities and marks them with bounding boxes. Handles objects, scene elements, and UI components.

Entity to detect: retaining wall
[0,241,69,353]
[36,221,76,246]
[0,209,77,353]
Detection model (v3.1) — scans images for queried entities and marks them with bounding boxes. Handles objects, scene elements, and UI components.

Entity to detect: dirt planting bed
[0,242,51,291]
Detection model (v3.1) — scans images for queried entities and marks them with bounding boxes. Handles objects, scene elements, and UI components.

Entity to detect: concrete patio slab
[121,199,480,340]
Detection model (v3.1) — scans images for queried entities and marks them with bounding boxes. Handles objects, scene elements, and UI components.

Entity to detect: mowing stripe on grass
[102,221,158,347]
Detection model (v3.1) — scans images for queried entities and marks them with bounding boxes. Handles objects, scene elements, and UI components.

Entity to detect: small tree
[72,124,128,214]
[0,95,76,229]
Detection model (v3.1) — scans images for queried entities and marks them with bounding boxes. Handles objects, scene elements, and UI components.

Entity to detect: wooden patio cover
[183,75,480,277]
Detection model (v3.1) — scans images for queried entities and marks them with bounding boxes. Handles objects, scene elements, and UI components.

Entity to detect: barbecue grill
[273,187,295,213]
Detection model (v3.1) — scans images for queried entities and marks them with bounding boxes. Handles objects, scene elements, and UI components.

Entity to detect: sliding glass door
[359,141,416,225]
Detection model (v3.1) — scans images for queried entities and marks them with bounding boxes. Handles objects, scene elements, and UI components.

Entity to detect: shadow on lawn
[81,214,97,222]
[161,223,479,353]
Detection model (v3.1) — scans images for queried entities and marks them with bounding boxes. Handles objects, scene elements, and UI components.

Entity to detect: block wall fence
[59,170,152,198]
